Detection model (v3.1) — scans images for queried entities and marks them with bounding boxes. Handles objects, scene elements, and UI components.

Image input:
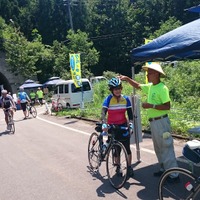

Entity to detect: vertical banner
[69,53,82,88]
[144,39,160,83]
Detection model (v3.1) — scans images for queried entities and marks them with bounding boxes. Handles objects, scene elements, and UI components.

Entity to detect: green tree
[3,26,43,78]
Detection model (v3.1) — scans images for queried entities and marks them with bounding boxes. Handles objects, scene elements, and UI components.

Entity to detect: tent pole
[131,65,141,162]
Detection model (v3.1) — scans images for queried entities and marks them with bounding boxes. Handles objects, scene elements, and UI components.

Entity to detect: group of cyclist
[0,86,31,131]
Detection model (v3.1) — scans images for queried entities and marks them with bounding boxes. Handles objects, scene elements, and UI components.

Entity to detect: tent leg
[131,66,141,162]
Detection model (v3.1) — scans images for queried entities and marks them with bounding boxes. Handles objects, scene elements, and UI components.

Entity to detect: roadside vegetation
[55,61,200,138]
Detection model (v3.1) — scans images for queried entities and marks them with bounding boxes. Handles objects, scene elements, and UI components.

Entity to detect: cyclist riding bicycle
[101,77,134,177]
[18,86,30,119]
[1,90,16,130]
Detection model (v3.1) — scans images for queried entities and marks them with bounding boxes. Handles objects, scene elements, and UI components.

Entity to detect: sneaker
[166,176,180,183]
[116,165,123,177]
[153,170,164,177]
[23,117,27,120]
[128,166,134,177]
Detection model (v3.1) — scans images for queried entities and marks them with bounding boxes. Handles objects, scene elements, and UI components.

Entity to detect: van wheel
[66,103,70,109]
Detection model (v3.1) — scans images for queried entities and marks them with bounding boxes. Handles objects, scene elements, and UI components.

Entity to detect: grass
[53,81,200,137]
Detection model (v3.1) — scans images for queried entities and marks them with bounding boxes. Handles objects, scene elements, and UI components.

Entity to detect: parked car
[90,76,107,87]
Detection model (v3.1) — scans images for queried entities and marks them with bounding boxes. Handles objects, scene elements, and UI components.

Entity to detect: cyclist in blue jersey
[18,87,30,119]
[1,90,16,130]
[101,77,134,177]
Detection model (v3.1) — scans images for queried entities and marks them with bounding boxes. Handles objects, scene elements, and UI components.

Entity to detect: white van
[52,78,93,108]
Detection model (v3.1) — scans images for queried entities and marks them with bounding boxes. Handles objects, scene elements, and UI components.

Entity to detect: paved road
[0,106,190,200]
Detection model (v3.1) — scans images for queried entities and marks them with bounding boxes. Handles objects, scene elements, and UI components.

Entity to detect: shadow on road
[0,130,12,136]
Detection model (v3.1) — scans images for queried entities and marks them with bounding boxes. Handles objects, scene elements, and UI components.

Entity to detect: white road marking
[37,115,91,136]
[37,115,155,155]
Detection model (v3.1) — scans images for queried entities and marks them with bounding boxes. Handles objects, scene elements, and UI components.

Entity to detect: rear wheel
[88,132,101,170]
[30,106,37,118]
[57,103,63,111]
[106,142,128,189]
[158,167,200,200]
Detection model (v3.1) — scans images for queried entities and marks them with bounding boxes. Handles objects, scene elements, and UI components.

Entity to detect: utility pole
[63,0,74,31]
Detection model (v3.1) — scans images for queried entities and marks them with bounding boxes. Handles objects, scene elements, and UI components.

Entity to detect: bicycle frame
[96,123,129,158]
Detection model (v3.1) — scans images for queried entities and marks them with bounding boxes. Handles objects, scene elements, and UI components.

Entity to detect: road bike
[158,140,200,199]
[5,108,15,134]
[26,103,37,118]
[88,122,129,189]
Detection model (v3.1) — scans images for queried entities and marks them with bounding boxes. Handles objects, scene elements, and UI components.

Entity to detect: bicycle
[88,122,129,189]
[5,108,15,134]
[51,97,63,112]
[158,139,200,199]
[26,103,37,118]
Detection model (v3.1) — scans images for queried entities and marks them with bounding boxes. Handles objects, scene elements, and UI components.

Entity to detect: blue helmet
[108,77,121,90]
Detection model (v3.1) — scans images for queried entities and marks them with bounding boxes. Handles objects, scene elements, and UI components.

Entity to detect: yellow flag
[69,53,82,88]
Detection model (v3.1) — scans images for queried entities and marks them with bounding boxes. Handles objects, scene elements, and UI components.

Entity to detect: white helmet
[1,89,7,94]
[19,86,24,91]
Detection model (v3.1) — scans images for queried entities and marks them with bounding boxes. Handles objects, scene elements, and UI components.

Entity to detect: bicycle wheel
[8,115,15,134]
[26,106,30,117]
[88,132,101,170]
[30,106,37,118]
[106,141,128,189]
[158,167,200,200]
[57,103,63,111]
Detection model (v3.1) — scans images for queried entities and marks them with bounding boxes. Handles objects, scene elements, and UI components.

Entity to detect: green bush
[55,63,200,136]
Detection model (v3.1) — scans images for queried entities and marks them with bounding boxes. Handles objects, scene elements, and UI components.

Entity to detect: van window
[54,87,58,94]
[64,84,69,93]
[71,81,91,93]
[59,85,63,94]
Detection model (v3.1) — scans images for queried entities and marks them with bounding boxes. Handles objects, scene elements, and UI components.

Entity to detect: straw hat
[142,63,166,77]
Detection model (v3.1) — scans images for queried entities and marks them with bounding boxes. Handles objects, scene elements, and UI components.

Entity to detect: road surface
[0,106,191,200]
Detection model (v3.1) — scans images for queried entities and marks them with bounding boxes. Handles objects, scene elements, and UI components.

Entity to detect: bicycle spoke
[88,132,101,170]
[106,142,128,189]
[159,168,200,200]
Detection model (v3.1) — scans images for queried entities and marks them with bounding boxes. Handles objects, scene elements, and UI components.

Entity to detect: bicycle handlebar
[95,122,129,134]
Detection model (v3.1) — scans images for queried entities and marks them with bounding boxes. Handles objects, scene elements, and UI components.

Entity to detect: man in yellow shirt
[29,90,36,105]
[119,63,179,183]
[36,87,44,105]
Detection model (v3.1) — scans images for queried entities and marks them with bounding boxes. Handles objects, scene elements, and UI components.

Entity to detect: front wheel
[26,106,30,117]
[88,132,101,170]
[8,115,15,134]
[30,106,37,118]
[106,141,128,189]
[158,167,200,200]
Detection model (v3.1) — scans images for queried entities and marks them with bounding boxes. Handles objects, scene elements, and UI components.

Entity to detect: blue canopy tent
[185,4,200,13]
[131,18,200,63]
[20,79,42,89]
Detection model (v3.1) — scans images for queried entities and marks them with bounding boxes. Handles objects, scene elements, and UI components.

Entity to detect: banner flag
[69,53,82,88]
